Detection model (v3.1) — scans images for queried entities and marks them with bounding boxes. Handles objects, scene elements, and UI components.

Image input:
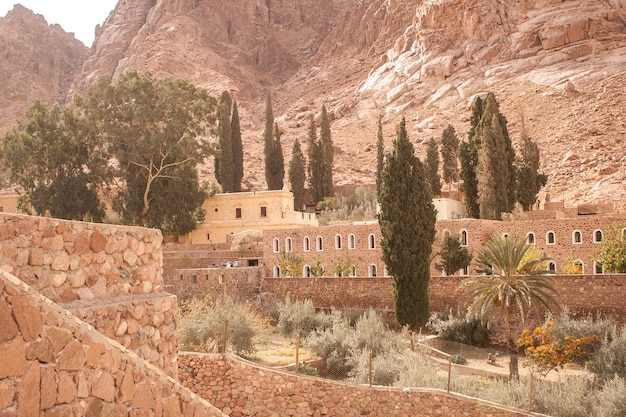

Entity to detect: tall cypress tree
[441,124,459,192]
[216,91,234,192]
[516,134,547,211]
[289,138,306,210]
[459,97,482,218]
[263,91,275,189]
[271,122,285,190]
[307,115,323,204]
[378,117,436,330]
[231,100,243,192]
[426,137,442,196]
[319,105,334,199]
[476,93,516,220]
[376,114,384,197]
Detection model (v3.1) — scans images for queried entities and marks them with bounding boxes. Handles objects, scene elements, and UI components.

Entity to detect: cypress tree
[307,115,323,204]
[441,124,459,191]
[231,100,243,192]
[289,138,306,210]
[516,134,547,211]
[263,91,275,189]
[459,96,483,218]
[271,122,285,190]
[426,137,442,196]
[376,114,384,197]
[216,91,234,192]
[319,105,334,199]
[378,117,436,330]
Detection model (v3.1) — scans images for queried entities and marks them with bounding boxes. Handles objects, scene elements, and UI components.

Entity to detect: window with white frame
[273,238,280,253]
[368,234,376,249]
[303,265,311,277]
[443,229,450,239]
[594,229,603,243]
[546,231,555,245]
[285,237,293,252]
[273,265,281,278]
[572,230,582,244]
[527,232,535,244]
[335,234,342,249]
[369,264,377,277]
[349,265,356,277]
[594,262,603,274]
[303,236,310,252]
[316,236,323,251]
[348,234,356,249]
[548,261,556,273]
[460,230,468,246]
[460,266,469,276]
[383,265,389,277]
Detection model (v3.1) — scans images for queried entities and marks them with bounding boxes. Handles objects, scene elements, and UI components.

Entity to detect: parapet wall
[0,213,178,376]
[178,352,530,417]
[0,270,226,417]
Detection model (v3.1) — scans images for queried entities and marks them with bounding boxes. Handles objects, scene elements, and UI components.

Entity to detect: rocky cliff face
[1,0,626,208]
[0,5,88,130]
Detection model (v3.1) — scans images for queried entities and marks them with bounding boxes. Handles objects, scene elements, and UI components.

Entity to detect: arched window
[303,265,311,278]
[548,261,556,273]
[316,236,324,251]
[383,265,389,277]
[273,238,280,253]
[273,265,281,278]
[503,232,510,239]
[369,264,378,277]
[527,232,535,244]
[460,230,468,246]
[594,262,603,275]
[335,234,342,249]
[442,229,450,239]
[546,231,555,245]
[573,260,584,274]
[285,237,293,252]
[348,234,356,249]
[303,236,311,252]
[368,234,376,249]
[572,230,582,244]
[349,265,356,277]
[594,229,603,243]
[460,266,469,276]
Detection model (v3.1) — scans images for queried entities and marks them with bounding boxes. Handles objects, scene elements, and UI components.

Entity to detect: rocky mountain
[1,0,625,209]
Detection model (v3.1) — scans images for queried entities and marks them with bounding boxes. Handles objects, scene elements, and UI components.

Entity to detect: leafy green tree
[82,71,215,234]
[516,134,547,211]
[425,137,442,196]
[319,105,335,200]
[263,93,284,190]
[307,115,323,203]
[459,97,482,218]
[376,114,384,197]
[0,100,108,221]
[288,138,306,211]
[231,100,243,192]
[475,93,516,220]
[216,91,234,192]
[596,226,626,273]
[378,118,437,330]
[460,234,560,378]
[434,234,472,276]
[278,251,304,278]
[440,124,459,192]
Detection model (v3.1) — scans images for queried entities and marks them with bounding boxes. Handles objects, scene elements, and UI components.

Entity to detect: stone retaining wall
[0,270,227,417]
[178,352,532,417]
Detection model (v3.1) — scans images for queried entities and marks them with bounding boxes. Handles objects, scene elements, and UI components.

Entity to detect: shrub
[590,327,626,381]
[277,296,332,338]
[427,310,490,347]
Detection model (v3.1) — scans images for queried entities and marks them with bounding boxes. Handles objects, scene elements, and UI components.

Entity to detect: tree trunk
[506,305,520,379]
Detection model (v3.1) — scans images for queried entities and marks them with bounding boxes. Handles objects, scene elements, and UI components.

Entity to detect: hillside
[1,0,625,209]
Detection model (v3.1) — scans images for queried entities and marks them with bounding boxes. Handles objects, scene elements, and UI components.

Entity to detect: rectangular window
[260,206,267,217]
[207,233,210,241]
[236,207,242,219]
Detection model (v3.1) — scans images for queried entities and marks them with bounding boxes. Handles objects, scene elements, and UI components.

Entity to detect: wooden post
[528,369,534,413]
[295,333,300,374]
[222,319,228,353]
[369,350,373,387]
[447,356,452,393]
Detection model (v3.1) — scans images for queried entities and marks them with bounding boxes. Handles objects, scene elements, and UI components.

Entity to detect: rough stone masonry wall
[178,352,531,417]
[0,270,227,417]
[0,213,178,377]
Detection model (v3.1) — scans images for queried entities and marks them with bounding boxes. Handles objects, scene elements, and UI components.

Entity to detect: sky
[0,0,118,46]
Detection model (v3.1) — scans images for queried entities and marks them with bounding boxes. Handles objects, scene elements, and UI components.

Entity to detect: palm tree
[459,234,560,378]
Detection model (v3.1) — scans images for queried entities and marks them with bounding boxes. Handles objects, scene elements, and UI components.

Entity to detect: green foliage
[378,117,436,330]
[317,186,377,225]
[440,124,459,188]
[434,234,472,276]
[563,253,583,274]
[425,137,442,196]
[288,139,306,210]
[333,256,352,277]
[458,139,479,218]
[595,225,626,273]
[83,71,214,234]
[590,326,626,381]
[516,134,547,211]
[307,115,322,204]
[263,92,284,190]
[0,100,108,221]
[319,105,335,200]
[178,295,259,356]
[310,258,325,277]
[376,114,384,197]
[216,91,234,192]
[277,296,331,338]
[231,100,243,192]
[277,251,304,278]
[427,311,490,347]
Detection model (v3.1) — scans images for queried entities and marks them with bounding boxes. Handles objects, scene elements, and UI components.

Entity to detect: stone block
[26,337,54,363]
[0,336,26,378]
[132,382,156,409]
[91,370,115,402]
[46,327,73,354]
[40,365,57,410]
[56,372,77,405]
[11,294,42,342]
[58,339,86,371]
[0,380,15,409]
[17,361,40,417]
[0,301,18,343]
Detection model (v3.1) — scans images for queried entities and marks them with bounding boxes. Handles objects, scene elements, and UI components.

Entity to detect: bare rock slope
[2,0,626,209]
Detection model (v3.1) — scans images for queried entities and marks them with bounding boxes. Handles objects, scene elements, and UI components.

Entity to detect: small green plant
[310,258,325,277]
[277,296,331,338]
[278,251,304,277]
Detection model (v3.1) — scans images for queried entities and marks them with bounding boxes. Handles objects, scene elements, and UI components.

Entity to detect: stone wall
[0,213,178,376]
[170,267,261,303]
[178,352,531,417]
[0,270,227,417]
